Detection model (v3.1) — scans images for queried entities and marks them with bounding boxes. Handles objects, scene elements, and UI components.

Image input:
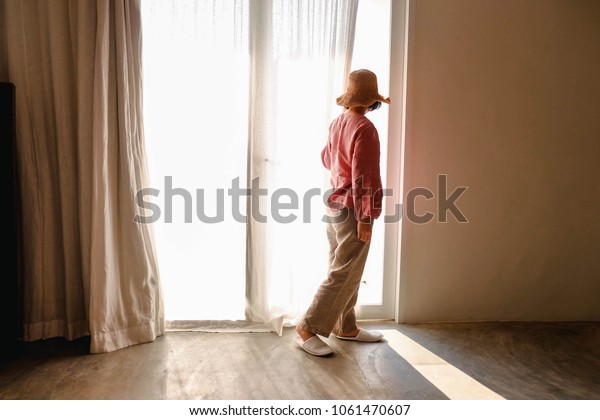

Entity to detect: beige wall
[398,0,600,322]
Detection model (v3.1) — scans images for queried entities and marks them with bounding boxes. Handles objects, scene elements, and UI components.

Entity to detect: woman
[295,69,390,356]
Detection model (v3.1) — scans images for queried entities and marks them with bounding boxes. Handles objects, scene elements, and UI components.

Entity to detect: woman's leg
[299,208,371,337]
[332,283,361,336]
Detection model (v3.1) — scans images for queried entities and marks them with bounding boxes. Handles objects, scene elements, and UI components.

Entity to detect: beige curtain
[1,0,164,353]
[0,3,7,80]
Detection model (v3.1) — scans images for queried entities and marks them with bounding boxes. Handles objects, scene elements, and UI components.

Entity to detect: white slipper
[294,335,334,356]
[335,329,383,342]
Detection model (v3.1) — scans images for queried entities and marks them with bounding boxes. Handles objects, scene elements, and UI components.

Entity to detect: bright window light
[141,0,393,321]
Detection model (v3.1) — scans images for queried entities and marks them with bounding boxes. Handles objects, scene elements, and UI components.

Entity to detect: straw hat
[336,69,391,108]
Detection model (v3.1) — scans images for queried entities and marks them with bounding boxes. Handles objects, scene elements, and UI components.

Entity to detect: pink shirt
[321,113,383,221]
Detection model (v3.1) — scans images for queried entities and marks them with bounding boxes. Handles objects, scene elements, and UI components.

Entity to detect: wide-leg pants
[300,207,371,337]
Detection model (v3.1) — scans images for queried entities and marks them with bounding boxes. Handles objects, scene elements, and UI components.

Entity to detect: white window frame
[357,0,409,321]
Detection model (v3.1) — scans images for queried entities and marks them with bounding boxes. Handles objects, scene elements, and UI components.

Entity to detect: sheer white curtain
[141,0,250,322]
[141,0,358,332]
[2,0,164,353]
[245,0,359,332]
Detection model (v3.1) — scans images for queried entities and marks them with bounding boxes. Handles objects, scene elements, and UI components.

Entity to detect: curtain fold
[2,0,164,353]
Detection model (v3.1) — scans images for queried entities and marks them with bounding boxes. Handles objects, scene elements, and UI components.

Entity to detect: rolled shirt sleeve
[351,125,383,221]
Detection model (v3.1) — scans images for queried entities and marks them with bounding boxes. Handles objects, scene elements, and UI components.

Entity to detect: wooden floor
[0,321,598,400]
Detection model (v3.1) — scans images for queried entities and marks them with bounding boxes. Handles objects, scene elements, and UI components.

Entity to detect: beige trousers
[300,207,371,337]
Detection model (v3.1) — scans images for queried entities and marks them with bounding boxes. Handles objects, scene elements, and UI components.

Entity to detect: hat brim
[336,93,391,108]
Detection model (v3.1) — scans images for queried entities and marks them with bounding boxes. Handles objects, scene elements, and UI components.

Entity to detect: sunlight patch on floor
[382,330,505,400]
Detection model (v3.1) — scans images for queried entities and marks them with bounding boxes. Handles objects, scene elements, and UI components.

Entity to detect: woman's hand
[357,220,373,243]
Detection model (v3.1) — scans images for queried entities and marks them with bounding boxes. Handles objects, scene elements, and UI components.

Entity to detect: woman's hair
[344,101,382,111]
[369,101,382,111]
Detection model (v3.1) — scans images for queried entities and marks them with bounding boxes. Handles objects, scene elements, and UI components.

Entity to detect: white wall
[398,0,600,322]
